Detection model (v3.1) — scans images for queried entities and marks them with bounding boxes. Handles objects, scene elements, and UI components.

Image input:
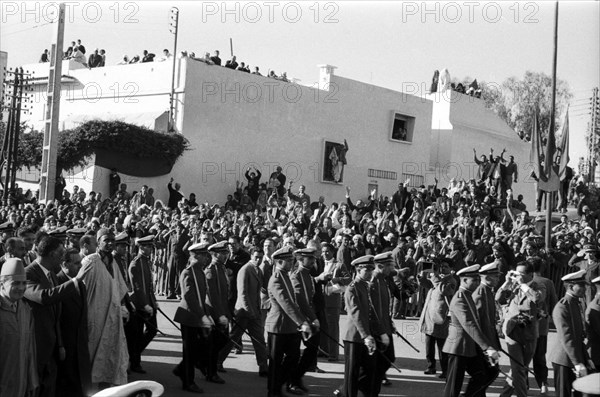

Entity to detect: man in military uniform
[126,235,157,374]
[443,264,500,397]
[113,232,132,288]
[371,252,397,390]
[288,247,320,394]
[173,242,214,394]
[66,228,86,250]
[204,241,230,383]
[265,246,313,397]
[550,270,592,397]
[531,257,558,395]
[587,275,600,370]
[341,255,380,397]
[472,262,501,351]
[496,261,545,397]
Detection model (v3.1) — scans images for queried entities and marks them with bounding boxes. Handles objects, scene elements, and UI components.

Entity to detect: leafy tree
[481,71,572,139]
[0,122,44,170]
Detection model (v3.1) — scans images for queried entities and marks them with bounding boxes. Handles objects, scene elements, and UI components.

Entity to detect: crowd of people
[1,152,599,397]
[430,68,483,98]
[39,39,293,82]
[39,42,293,81]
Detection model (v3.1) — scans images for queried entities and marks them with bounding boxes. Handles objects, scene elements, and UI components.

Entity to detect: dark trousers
[444,353,499,397]
[126,310,158,367]
[552,363,582,397]
[218,313,267,369]
[175,325,205,388]
[267,333,301,396]
[342,340,377,397]
[37,359,58,397]
[167,257,183,296]
[290,332,320,385]
[533,335,548,387]
[200,326,229,378]
[425,334,448,373]
[374,338,396,395]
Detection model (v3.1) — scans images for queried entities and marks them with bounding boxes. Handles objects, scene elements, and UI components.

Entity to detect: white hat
[92,381,164,397]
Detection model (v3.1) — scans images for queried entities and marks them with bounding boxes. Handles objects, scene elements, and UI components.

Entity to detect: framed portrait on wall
[322,139,349,183]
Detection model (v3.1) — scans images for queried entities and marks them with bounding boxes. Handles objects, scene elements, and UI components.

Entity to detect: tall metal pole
[9,68,25,191]
[168,7,179,132]
[39,2,65,203]
[545,1,559,250]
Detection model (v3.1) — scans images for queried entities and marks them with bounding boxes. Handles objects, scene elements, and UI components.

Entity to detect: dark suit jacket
[550,294,588,368]
[174,263,208,327]
[265,268,305,334]
[24,262,78,374]
[56,270,91,396]
[234,262,262,318]
[443,288,491,357]
[587,295,600,367]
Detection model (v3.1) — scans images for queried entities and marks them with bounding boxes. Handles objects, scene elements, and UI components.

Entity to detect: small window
[390,113,415,143]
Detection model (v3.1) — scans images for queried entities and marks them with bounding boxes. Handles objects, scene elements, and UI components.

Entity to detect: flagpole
[545,1,559,250]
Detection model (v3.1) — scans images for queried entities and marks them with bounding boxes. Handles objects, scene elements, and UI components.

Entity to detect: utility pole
[39,2,65,204]
[589,87,599,185]
[0,67,32,203]
[168,7,179,132]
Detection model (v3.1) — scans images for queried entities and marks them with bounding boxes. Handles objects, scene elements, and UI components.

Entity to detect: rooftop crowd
[40,40,292,81]
[1,148,599,397]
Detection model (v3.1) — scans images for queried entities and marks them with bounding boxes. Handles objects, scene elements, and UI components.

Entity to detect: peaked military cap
[115,232,130,245]
[351,255,375,270]
[562,269,587,284]
[272,246,294,260]
[294,247,317,257]
[48,226,67,236]
[479,262,501,274]
[0,222,14,231]
[188,241,210,253]
[208,240,230,253]
[66,227,87,236]
[456,264,481,277]
[373,252,394,264]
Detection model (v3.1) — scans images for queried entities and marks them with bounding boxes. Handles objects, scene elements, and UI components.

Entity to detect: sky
[2,1,599,166]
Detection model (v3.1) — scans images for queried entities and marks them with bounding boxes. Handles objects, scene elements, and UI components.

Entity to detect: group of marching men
[417,259,600,397]
[169,237,600,397]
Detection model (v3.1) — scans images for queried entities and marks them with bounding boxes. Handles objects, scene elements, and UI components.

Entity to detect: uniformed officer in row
[127,235,158,374]
[288,247,320,395]
[173,241,213,394]
[341,255,381,397]
[442,264,500,397]
[587,275,600,370]
[371,252,396,392]
[472,262,501,351]
[204,241,231,383]
[265,246,313,397]
[66,227,86,250]
[114,232,132,288]
[550,270,593,397]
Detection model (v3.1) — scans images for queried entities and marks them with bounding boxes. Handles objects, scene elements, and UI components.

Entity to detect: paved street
[124,298,561,397]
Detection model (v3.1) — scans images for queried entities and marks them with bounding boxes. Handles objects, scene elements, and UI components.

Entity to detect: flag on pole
[557,106,570,180]
[543,110,556,180]
[530,110,546,182]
